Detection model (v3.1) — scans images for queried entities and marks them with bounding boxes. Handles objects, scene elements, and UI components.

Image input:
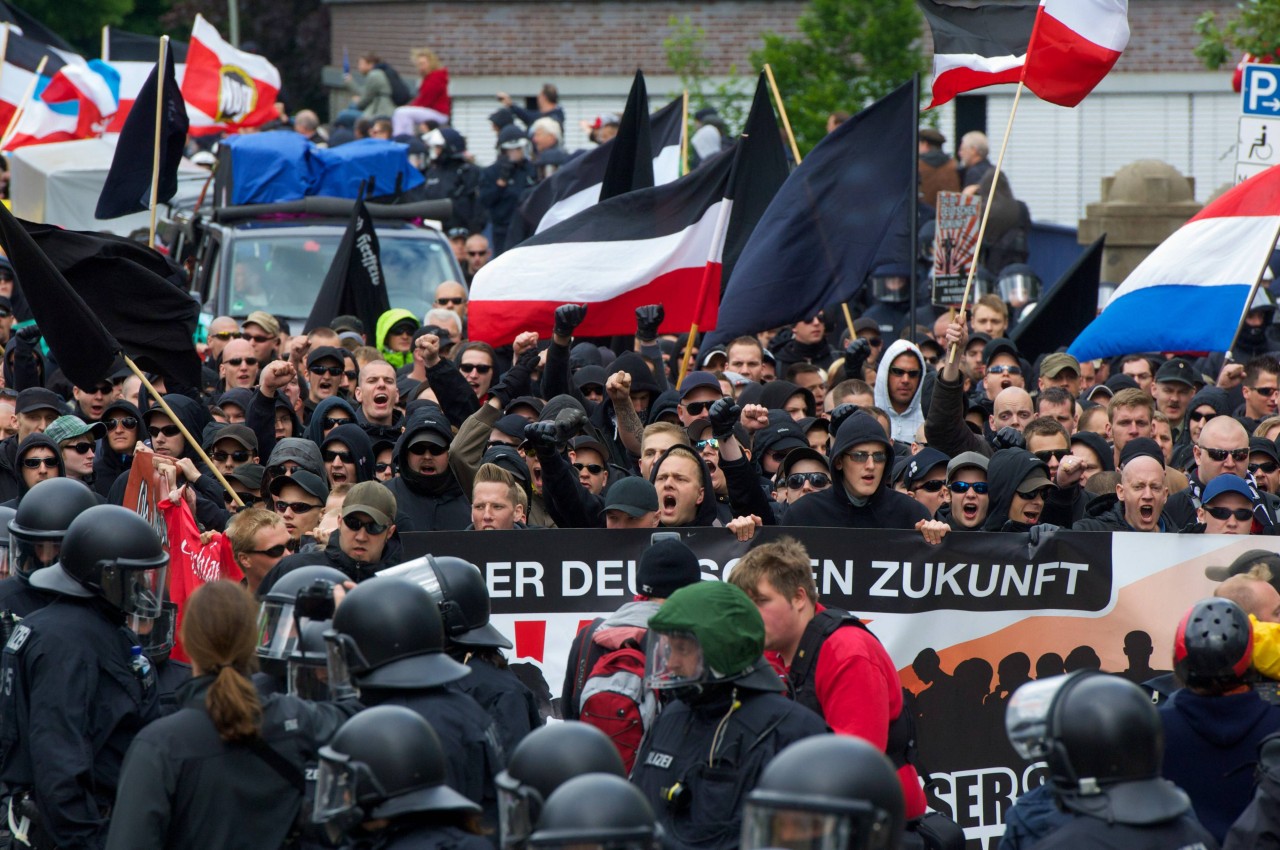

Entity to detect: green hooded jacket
[376,308,419,370]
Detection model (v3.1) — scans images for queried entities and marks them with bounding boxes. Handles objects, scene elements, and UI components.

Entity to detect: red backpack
[576,635,657,773]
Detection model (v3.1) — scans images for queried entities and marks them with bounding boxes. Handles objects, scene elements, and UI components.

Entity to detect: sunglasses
[1199,446,1250,463]
[459,363,493,375]
[786,471,831,489]
[408,442,448,457]
[321,417,352,431]
[1188,410,1218,424]
[889,366,921,380]
[247,543,288,558]
[323,450,354,464]
[1205,506,1254,522]
[63,442,94,455]
[1033,448,1070,464]
[275,500,321,514]
[695,438,720,451]
[0,308,12,318]
[911,480,947,493]
[766,449,791,464]
[20,456,57,469]
[268,463,302,477]
[1016,486,1053,500]
[148,424,181,439]
[437,296,466,305]
[375,461,394,474]
[987,365,1022,376]
[948,480,989,494]
[466,251,488,258]
[1252,461,1280,475]
[209,330,238,341]
[225,492,264,507]
[212,449,252,463]
[84,384,113,396]
[310,364,344,377]
[343,515,388,535]
[1250,386,1280,397]
[105,417,138,431]
[682,400,717,416]
[847,450,888,464]
[572,462,605,474]
[241,333,274,344]
[389,326,415,336]
[866,337,883,348]
[225,357,259,367]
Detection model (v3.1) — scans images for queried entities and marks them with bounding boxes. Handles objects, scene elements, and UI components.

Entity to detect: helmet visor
[377,555,445,604]
[129,602,176,660]
[257,600,300,660]
[998,274,1040,308]
[289,659,333,701]
[645,631,705,691]
[1005,674,1071,761]
[497,781,538,850]
[9,533,59,579]
[103,563,167,617]
[741,803,877,850]
[871,274,910,304]
[323,630,364,700]
[0,541,10,580]
[313,754,359,823]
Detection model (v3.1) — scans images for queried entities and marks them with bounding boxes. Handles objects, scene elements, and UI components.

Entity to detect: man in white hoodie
[873,339,927,443]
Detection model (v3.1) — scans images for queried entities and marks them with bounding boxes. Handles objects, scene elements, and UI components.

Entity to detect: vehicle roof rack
[211,197,452,224]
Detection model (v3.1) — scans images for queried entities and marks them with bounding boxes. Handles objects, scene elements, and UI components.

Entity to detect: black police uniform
[1033,813,1217,850]
[455,655,541,757]
[0,576,54,619]
[631,688,828,850]
[0,595,162,849]
[362,685,505,830]
[353,821,494,850]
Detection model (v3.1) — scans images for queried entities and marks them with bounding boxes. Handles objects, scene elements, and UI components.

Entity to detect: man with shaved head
[989,386,1034,435]
[1217,574,1280,623]
[1075,454,1170,532]
[1166,415,1280,529]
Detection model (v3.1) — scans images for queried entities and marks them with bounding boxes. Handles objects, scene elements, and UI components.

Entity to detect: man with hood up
[1170,386,1231,471]
[422,127,486,235]
[649,444,727,527]
[375,309,420,371]
[786,413,930,529]
[383,406,470,532]
[92,398,142,499]
[875,339,928,443]
[982,448,1057,534]
[6,432,65,506]
[320,423,377,486]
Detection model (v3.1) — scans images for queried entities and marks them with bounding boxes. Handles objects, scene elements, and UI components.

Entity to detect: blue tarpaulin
[219,133,423,205]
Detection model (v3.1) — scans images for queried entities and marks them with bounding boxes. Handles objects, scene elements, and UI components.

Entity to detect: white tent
[7,136,209,235]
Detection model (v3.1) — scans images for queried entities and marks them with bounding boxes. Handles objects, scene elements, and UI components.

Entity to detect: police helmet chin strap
[8,796,29,845]
[708,687,743,767]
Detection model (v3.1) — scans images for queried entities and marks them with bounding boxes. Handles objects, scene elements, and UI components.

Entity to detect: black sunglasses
[1016,486,1053,500]
[275,500,321,514]
[459,363,493,375]
[374,461,394,474]
[572,462,605,474]
[212,449,251,463]
[911,479,947,493]
[241,333,273,344]
[148,424,181,439]
[948,481,989,494]
[225,357,259,367]
[345,370,359,381]
[20,456,57,469]
[268,463,301,477]
[408,442,448,457]
[437,296,465,305]
[1199,446,1250,463]
[786,472,831,489]
[1249,386,1279,398]
[1252,461,1280,475]
[682,399,718,416]
[63,442,93,455]
[1033,448,1070,464]
[342,514,388,535]
[889,366,921,379]
[247,543,287,558]
[323,450,354,464]
[1188,411,1219,423]
[225,492,264,507]
[847,450,888,464]
[105,417,138,431]
[321,416,352,431]
[1205,506,1254,522]
[310,364,344,377]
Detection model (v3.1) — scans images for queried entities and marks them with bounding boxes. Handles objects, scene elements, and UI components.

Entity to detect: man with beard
[384,406,470,531]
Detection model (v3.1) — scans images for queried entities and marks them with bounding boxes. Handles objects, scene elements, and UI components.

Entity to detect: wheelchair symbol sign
[1239,117,1275,165]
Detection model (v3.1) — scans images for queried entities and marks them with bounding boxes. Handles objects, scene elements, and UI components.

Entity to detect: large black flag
[1010,236,1105,361]
[96,46,190,220]
[599,70,655,201]
[306,199,390,335]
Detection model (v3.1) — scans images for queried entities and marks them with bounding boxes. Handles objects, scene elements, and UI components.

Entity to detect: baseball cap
[700,349,728,369]
[569,434,609,459]
[678,371,722,400]
[904,448,949,488]
[332,315,364,335]
[243,310,280,337]
[1201,474,1255,505]
[947,451,989,479]
[269,469,329,503]
[777,447,828,479]
[1155,357,1195,387]
[44,415,105,445]
[852,317,880,335]
[446,226,470,240]
[494,414,531,441]
[754,417,808,456]
[306,346,347,369]
[407,418,452,448]
[984,338,1020,365]
[1039,353,1080,379]
[1206,548,1280,582]
[1104,374,1140,394]
[342,480,398,527]
[225,462,265,491]
[204,423,257,452]
[1118,437,1164,469]
[604,477,658,517]
[505,396,545,417]
[637,538,702,598]
[1251,436,1280,465]
[1016,465,1053,493]
[15,388,66,416]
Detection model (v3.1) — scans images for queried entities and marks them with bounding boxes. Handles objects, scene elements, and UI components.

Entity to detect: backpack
[377,62,413,107]
[576,631,657,773]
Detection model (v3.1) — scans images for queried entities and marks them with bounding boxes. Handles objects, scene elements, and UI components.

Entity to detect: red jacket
[772,604,928,818]
[411,68,451,117]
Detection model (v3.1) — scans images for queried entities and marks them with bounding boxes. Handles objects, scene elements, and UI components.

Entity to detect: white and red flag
[181,14,280,134]
[1021,0,1129,107]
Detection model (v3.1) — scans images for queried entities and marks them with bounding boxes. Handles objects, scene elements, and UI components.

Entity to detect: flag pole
[946,79,1025,365]
[908,72,920,345]
[123,355,244,507]
[0,55,47,150]
[148,36,170,248]
[101,25,110,61]
[1226,220,1280,358]
[680,90,689,176]
[677,197,734,388]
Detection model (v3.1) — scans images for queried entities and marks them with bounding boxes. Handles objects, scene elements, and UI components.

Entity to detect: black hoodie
[1170,387,1231,471]
[649,444,725,527]
[383,407,470,532]
[92,400,141,499]
[784,413,930,529]
[982,449,1051,533]
[320,423,377,484]
[5,433,67,507]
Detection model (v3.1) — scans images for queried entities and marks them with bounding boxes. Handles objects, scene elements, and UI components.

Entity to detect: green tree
[1195,0,1280,69]
[11,0,135,55]
[752,0,925,154]
[663,15,747,134]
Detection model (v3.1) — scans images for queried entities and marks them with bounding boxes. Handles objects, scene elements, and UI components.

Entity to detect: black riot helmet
[8,478,99,579]
[31,505,168,615]
[1174,597,1253,693]
[1006,672,1191,826]
[314,705,479,842]
[496,722,627,850]
[324,577,470,697]
[258,565,348,662]
[528,774,659,850]
[380,554,512,648]
[288,619,334,700]
[743,735,904,850]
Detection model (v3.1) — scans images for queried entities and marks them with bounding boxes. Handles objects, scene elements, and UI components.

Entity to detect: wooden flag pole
[123,355,244,507]
[147,36,170,248]
[677,198,735,388]
[0,55,47,150]
[945,79,1026,367]
[680,90,689,176]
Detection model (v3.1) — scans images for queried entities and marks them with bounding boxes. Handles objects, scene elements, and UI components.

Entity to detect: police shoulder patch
[5,624,30,653]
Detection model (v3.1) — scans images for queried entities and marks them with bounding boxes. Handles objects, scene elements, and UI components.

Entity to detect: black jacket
[422,132,487,235]
[1170,387,1231,471]
[982,449,1051,533]
[1072,497,1175,533]
[649,445,725,528]
[479,158,538,252]
[105,675,358,850]
[384,409,471,533]
[785,413,931,530]
[454,655,542,760]
[259,529,404,594]
[92,400,141,499]
[1166,471,1280,534]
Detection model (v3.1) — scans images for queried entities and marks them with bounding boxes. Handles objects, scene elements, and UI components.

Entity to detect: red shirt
[411,68,451,117]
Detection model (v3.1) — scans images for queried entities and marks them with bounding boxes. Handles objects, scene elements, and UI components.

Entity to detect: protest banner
[121,450,170,552]
[932,190,982,308]
[401,526,1255,848]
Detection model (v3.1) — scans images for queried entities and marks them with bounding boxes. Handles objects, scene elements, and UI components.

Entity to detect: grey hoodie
[874,339,927,442]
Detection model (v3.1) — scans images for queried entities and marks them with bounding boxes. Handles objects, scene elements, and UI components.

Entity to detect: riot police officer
[527,773,660,850]
[324,578,505,829]
[495,721,626,850]
[257,565,349,693]
[741,735,905,850]
[630,580,828,850]
[0,505,167,849]
[1004,671,1217,849]
[314,705,492,850]
[384,555,541,754]
[0,478,99,620]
